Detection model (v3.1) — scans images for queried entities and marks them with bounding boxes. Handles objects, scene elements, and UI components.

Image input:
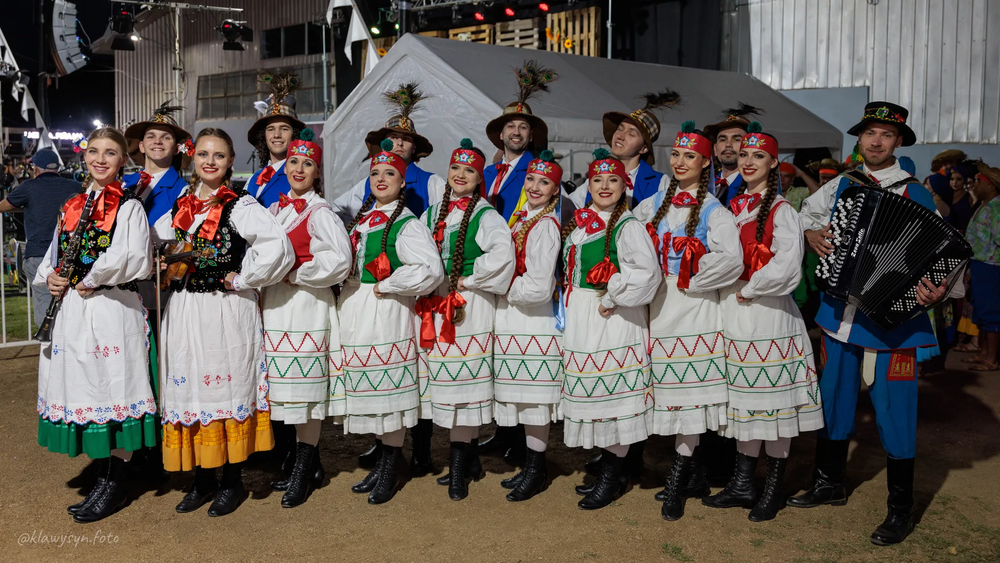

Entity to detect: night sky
[2,0,116,132]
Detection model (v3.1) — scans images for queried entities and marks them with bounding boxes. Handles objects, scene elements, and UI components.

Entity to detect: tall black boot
[352,444,384,494]
[660,452,694,521]
[583,450,603,475]
[503,425,527,466]
[749,456,787,521]
[207,462,246,517]
[656,447,710,501]
[478,424,513,455]
[447,442,470,501]
[359,439,382,469]
[175,466,218,513]
[282,443,323,508]
[437,438,482,485]
[74,456,129,523]
[871,457,915,546]
[702,452,758,509]
[787,438,849,508]
[578,453,627,510]
[507,448,547,502]
[624,440,646,480]
[68,458,110,515]
[369,446,401,505]
[410,420,435,476]
[273,442,324,492]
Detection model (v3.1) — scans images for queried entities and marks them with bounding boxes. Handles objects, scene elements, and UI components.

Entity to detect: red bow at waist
[672,236,706,290]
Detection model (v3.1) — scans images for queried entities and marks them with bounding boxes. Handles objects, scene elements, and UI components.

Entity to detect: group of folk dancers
[34,63,952,548]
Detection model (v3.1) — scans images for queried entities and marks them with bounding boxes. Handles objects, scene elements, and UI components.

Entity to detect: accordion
[816,180,972,330]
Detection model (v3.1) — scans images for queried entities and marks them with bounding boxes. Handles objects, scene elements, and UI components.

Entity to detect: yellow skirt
[162,411,274,472]
[958,316,979,336]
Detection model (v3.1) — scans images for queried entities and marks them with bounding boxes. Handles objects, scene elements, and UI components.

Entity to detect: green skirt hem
[37,413,160,459]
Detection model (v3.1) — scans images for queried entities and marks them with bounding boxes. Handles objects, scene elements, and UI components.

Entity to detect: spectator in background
[946,162,978,233]
[780,162,819,212]
[0,149,82,327]
[964,162,1000,371]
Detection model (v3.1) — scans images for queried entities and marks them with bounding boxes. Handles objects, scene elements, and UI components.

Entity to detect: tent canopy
[323,34,843,198]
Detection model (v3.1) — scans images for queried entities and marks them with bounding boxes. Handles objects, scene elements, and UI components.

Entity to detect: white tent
[322,34,843,199]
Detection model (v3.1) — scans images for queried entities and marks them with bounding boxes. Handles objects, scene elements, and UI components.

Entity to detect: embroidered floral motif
[38,395,156,425]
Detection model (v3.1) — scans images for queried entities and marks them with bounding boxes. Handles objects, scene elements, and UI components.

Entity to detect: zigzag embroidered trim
[343,339,418,367]
[264,330,330,353]
[345,366,419,392]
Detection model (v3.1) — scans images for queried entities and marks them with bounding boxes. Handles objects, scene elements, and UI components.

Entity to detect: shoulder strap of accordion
[837,169,877,187]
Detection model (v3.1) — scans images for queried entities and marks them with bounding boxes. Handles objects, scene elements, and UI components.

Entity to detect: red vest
[287,212,316,270]
[737,200,788,282]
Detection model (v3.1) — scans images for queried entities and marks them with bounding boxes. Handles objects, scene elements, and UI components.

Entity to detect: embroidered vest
[169,188,249,293]
[736,200,788,281]
[513,213,559,279]
[425,203,490,277]
[563,216,634,290]
[351,214,415,284]
[59,190,141,292]
[649,191,720,277]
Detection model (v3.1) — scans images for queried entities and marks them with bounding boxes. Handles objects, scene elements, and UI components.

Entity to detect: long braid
[755,168,780,242]
[380,189,407,253]
[514,198,558,251]
[346,193,376,234]
[684,166,711,237]
[448,189,481,294]
[433,184,453,251]
[602,193,628,259]
[649,176,680,229]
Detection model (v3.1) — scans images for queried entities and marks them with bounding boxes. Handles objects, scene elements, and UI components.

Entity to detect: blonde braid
[514,198,558,252]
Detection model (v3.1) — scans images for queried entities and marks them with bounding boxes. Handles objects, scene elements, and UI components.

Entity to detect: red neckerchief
[278,192,307,213]
[448,196,473,213]
[62,182,124,233]
[172,186,238,240]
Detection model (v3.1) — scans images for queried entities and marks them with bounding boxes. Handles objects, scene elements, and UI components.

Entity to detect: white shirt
[255,159,286,198]
[725,170,741,186]
[507,207,560,308]
[489,152,526,197]
[266,190,353,288]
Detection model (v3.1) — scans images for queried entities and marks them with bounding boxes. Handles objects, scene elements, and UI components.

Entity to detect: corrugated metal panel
[731,0,1000,144]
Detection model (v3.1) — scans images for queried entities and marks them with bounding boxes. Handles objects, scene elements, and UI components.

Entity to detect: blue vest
[814,172,938,349]
[248,162,290,208]
[716,174,743,207]
[585,159,665,209]
[649,190,721,276]
[482,151,534,222]
[363,162,435,216]
[122,167,188,226]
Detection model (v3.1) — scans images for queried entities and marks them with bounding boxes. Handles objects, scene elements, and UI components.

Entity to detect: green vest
[354,215,415,284]
[563,216,634,290]
[425,202,490,277]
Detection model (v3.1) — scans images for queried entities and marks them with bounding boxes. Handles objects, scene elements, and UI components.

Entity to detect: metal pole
[606,0,612,59]
[173,6,182,103]
[321,21,330,119]
[36,0,47,124]
[398,1,412,38]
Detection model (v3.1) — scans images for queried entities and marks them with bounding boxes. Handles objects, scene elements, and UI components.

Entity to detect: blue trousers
[818,335,918,459]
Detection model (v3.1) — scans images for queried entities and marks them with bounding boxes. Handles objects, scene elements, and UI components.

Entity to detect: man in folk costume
[704,103,764,207]
[565,90,678,211]
[482,60,558,224]
[247,71,305,208]
[123,102,191,226]
[332,82,446,222]
[792,102,958,546]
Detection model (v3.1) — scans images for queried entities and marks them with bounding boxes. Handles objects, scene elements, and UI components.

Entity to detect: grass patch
[661,543,693,562]
[623,517,638,526]
[749,538,764,548]
[1,293,33,342]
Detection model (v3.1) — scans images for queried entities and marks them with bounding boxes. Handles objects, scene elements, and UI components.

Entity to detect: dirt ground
[2,344,999,563]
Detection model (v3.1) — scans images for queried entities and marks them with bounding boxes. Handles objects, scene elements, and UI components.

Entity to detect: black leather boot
[69,458,110,515]
[359,439,382,469]
[500,471,523,490]
[576,449,607,496]
[578,453,627,510]
[507,448,547,502]
[271,448,295,491]
[660,453,694,521]
[410,420,436,477]
[175,466,218,513]
[207,462,246,517]
[369,446,401,505]
[281,443,323,508]
[870,457,915,546]
[437,438,482,485]
[447,442,470,501]
[583,450,603,475]
[749,456,788,522]
[703,452,758,509]
[624,440,646,480]
[478,425,513,455]
[503,425,527,466]
[74,456,128,523]
[656,447,710,501]
[787,438,849,508]
[352,446,384,494]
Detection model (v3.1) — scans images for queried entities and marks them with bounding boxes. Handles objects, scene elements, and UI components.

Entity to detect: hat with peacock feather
[124,101,192,167]
[703,101,765,142]
[486,59,558,153]
[247,70,306,144]
[364,82,434,160]
[602,89,681,165]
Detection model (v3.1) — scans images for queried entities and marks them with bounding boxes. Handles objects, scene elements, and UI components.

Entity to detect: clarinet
[34,191,97,342]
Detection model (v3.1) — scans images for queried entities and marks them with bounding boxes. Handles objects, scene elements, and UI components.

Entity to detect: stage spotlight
[110,10,134,35]
[505,7,516,17]
[217,19,253,51]
[474,11,485,21]
[539,3,550,12]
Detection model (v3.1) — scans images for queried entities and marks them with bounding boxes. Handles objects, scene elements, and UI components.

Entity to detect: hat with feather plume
[703,102,765,141]
[124,101,192,168]
[602,89,681,165]
[364,82,434,160]
[486,59,558,153]
[247,70,306,144]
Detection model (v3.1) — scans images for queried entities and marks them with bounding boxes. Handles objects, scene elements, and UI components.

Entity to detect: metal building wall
[732,0,1000,144]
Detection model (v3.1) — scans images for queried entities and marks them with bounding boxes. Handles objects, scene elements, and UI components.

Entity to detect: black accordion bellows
[816,184,972,330]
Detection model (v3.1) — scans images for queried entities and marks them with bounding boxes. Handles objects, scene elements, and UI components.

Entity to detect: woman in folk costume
[632,121,743,520]
[261,129,352,508]
[341,140,444,504]
[703,122,823,521]
[418,138,516,501]
[493,150,563,502]
[562,149,660,510]
[35,127,155,523]
[154,128,294,517]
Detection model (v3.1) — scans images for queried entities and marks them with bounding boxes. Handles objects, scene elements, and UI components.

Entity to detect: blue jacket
[585,159,665,209]
[364,162,435,216]
[482,151,534,222]
[717,174,743,207]
[122,167,188,226]
[814,174,938,350]
[248,162,290,208]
